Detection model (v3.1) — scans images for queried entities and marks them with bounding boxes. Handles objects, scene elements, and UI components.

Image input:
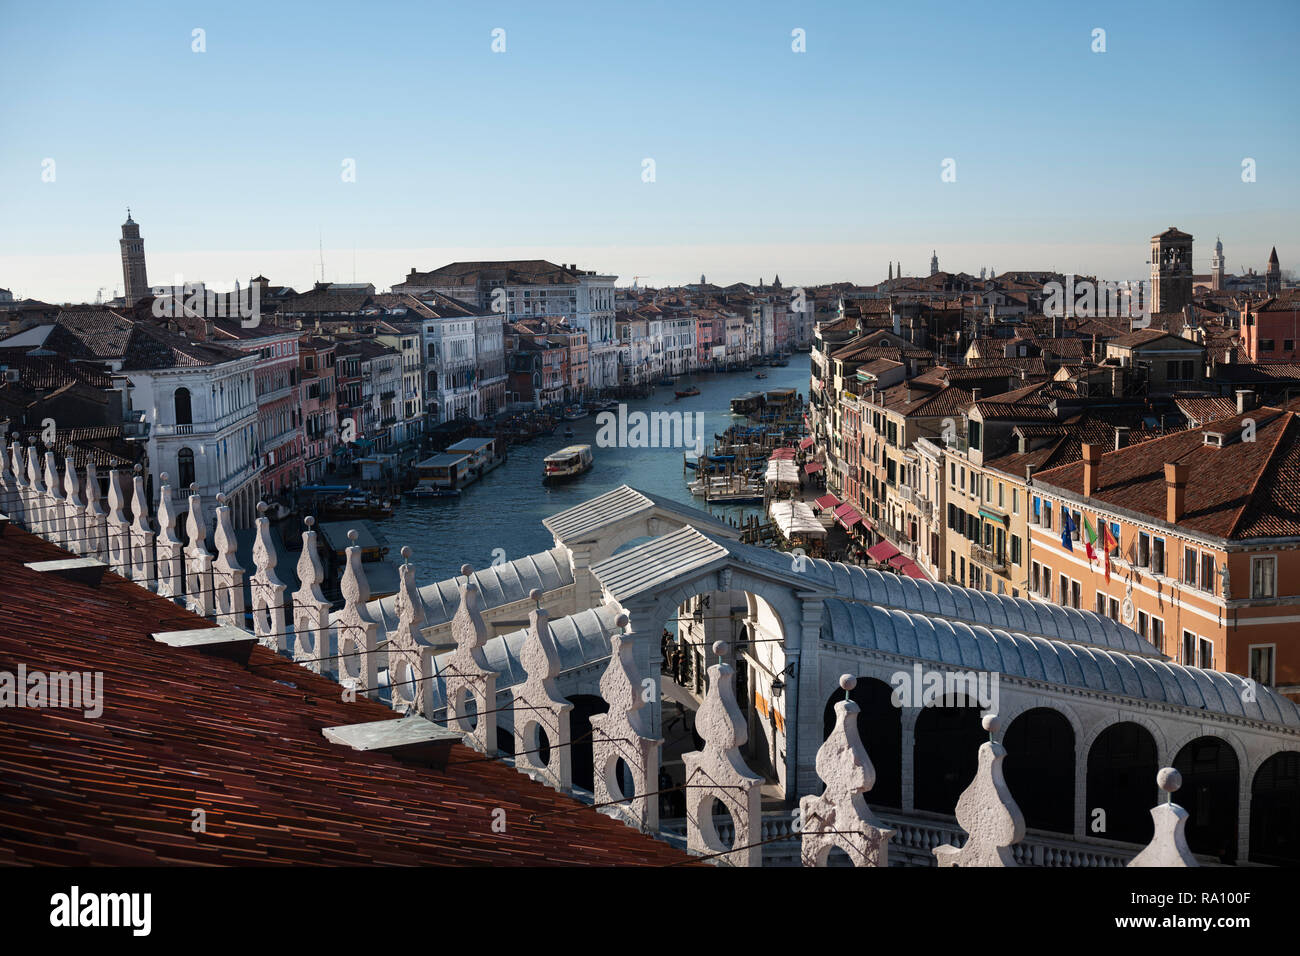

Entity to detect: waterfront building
[297,336,338,482]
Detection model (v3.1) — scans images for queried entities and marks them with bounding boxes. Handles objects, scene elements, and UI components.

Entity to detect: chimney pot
[1082,443,1103,497]
[1236,389,1256,413]
[1114,426,1130,450]
[1165,462,1190,523]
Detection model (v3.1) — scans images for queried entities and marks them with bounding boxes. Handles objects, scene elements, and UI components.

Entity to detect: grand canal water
[383,358,813,587]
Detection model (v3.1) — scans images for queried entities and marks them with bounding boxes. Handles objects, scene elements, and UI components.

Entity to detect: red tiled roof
[1034,407,1300,539]
[0,529,692,866]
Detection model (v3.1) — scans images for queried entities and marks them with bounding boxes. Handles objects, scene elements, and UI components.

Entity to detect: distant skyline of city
[2,0,1297,300]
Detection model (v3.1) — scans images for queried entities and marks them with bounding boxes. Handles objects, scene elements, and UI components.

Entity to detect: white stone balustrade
[0,439,19,522]
[801,675,894,867]
[590,614,661,833]
[442,564,497,753]
[292,516,331,674]
[26,445,46,539]
[510,588,573,793]
[250,502,287,653]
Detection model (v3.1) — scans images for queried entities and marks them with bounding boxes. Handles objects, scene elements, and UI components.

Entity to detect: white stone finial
[251,497,287,652]
[442,568,497,753]
[590,621,661,833]
[933,723,1025,867]
[154,471,184,600]
[128,466,155,587]
[291,515,330,673]
[336,527,378,696]
[511,587,573,792]
[212,492,245,627]
[388,550,432,715]
[183,483,214,618]
[682,638,763,866]
[1129,768,1198,867]
[801,681,894,867]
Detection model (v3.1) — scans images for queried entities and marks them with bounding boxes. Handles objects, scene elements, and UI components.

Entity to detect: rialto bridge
[363,485,1300,866]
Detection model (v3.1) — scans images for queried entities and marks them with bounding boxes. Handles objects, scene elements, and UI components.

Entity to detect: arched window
[1174,736,1240,864]
[1087,722,1159,845]
[176,448,195,489]
[174,387,192,425]
[1004,708,1075,834]
[822,677,901,808]
[914,694,985,815]
[1250,751,1300,866]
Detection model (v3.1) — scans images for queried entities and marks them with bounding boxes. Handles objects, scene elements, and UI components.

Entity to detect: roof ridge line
[1229,409,1296,537]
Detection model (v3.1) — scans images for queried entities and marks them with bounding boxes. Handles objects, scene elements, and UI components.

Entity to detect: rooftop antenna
[318,233,326,286]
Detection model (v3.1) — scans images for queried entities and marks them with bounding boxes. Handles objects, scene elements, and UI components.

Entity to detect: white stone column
[801,675,894,867]
[250,501,287,652]
[590,614,661,832]
[442,564,497,754]
[683,640,763,866]
[154,474,184,600]
[511,588,573,793]
[129,466,155,588]
[335,529,379,696]
[184,485,214,618]
[3,439,24,524]
[292,516,331,674]
[388,546,434,715]
[212,493,245,627]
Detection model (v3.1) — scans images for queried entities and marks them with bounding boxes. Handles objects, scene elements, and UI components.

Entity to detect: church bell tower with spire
[120,209,149,306]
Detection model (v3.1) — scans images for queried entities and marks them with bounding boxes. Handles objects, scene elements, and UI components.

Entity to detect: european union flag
[1061,511,1075,552]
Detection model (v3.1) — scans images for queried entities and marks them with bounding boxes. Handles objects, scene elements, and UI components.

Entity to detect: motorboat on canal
[562,405,589,421]
[674,385,701,398]
[543,444,594,483]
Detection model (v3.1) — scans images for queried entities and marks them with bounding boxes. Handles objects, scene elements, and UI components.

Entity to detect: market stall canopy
[768,499,826,539]
[764,459,800,486]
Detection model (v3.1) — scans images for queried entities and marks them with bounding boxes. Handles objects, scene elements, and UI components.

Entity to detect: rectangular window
[1199,638,1214,670]
[1108,597,1120,621]
[960,468,966,491]
[1201,553,1216,594]
[1071,579,1081,609]
[1032,495,1040,524]
[1044,501,1053,531]
[1137,610,1149,640]
[1011,534,1021,566]
[1250,646,1276,686]
[1152,537,1166,576]
[1059,573,1068,606]
[1286,340,1295,353]
[1096,592,1106,614]
[1032,561,1040,594]
[1151,618,1164,655]
[1110,522,1121,558]
[1013,489,1019,514]
[1182,630,1196,666]
[1042,566,1052,601]
[1252,556,1277,599]
[998,482,1005,508]
[1138,532,1151,567]
[1183,546,1197,587]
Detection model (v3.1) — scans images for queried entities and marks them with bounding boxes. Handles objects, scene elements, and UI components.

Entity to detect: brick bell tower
[120,208,149,306]
[1150,226,1193,315]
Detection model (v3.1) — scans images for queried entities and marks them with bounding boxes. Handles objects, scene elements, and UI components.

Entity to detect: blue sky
[1,0,1297,300]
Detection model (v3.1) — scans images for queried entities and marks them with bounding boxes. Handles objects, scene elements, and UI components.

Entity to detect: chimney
[1082,443,1103,497]
[1236,389,1256,413]
[1165,462,1189,523]
[1025,463,1038,485]
[1114,426,1130,450]
[971,388,982,401]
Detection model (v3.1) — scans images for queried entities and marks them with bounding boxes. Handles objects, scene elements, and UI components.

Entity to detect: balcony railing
[970,541,1008,574]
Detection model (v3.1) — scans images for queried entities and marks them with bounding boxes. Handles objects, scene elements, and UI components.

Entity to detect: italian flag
[1100,522,1118,583]
[1082,517,1098,563]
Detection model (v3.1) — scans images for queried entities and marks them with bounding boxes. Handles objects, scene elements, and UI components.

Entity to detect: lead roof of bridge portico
[821,598,1300,731]
[542,484,737,544]
[366,547,573,636]
[810,558,1161,659]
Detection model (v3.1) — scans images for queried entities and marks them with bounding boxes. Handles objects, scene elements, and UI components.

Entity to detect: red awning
[799,437,814,450]
[770,447,797,460]
[804,461,824,474]
[866,541,901,563]
[887,554,910,569]
[833,503,863,529]
[903,563,927,579]
[814,494,840,510]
